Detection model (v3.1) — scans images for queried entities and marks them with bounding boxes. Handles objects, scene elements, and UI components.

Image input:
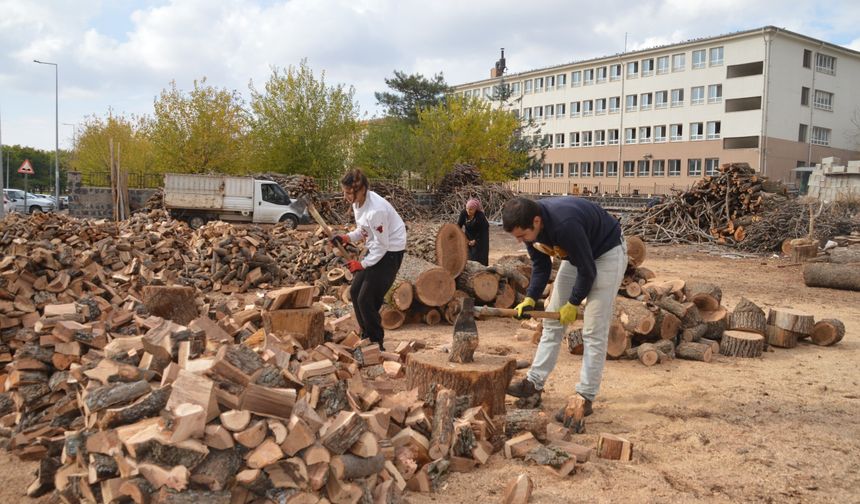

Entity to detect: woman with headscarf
[457,198,490,266]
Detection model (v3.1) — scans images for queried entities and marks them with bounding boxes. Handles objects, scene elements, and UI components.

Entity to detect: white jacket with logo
[347,190,407,268]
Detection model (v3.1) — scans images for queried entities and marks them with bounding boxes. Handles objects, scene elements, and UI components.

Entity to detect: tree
[71,112,155,184]
[354,117,420,179]
[249,60,360,179]
[412,96,531,184]
[489,81,547,178]
[2,144,62,193]
[149,78,251,175]
[375,71,450,124]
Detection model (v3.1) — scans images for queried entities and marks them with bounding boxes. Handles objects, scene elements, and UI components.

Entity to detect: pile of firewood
[737,199,860,253]
[434,164,483,197]
[623,163,774,245]
[435,184,516,222]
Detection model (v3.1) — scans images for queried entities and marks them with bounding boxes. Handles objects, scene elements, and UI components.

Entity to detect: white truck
[163,174,310,229]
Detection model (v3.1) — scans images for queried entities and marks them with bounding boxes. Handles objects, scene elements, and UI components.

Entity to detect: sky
[1,0,859,151]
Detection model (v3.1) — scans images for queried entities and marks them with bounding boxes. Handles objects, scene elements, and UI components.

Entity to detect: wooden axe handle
[307,201,353,260]
[473,306,560,320]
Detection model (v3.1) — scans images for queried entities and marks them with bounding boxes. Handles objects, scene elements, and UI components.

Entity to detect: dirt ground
[3,227,859,503]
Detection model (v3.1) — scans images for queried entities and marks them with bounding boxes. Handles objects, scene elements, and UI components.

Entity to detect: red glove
[346,260,364,273]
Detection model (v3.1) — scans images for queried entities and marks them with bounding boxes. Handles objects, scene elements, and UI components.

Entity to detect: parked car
[3,195,12,214]
[60,195,69,209]
[3,189,56,214]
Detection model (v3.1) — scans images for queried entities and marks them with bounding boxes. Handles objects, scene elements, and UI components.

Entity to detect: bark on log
[811,319,845,346]
[85,380,151,413]
[428,388,456,459]
[676,341,712,362]
[791,243,818,263]
[450,298,478,364]
[803,262,860,291]
[767,308,814,336]
[652,339,675,358]
[728,297,766,335]
[700,307,728,340]
[456,261,500,304]
[648,309,681,341]
[614,297,656,336]
[330,453,385,480]
[719,330,764,358]
[683,281,723,305]
[765,325,801,349]
[829,246,860,264]
[405,352,516,416]
[636,343,660,367]
[682,323,708,342]
[398,255,456,307]
[100,385,172,429]
[504,409,549,442]
[435,223,468,277]
[385,281,414,312]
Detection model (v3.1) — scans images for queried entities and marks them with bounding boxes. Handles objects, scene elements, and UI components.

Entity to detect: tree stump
[450,298,478,364]
[435,223,468,277]
[791,243,818,263]
[380,306,406,330]
[803,262,860,291]
[456,261,500,304]
[606,321,631,359]
[728,297,766,335]
[405,352,516,416]
[596,433,633,461]
[397,255,456,307]
[625,236,646,267]
[767,308,814,337]
[811,319,845,346]
[719,330,764,358]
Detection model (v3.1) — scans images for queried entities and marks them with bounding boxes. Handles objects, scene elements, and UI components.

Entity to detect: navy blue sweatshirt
[525,197,622,305]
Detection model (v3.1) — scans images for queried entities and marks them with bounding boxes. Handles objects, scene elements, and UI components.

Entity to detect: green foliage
[412,96,530,183]
[249,60,360,179]
[354,118,419,179]
[375,71,450,124]
[149,79,251,175]
[72,113,154,180]
[1,144,65,192]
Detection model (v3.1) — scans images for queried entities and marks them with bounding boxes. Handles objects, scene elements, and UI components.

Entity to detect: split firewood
[596,433,633,461]
[501,474,534,504]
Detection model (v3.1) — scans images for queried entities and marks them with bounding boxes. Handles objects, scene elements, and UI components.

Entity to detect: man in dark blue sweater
[502,197,627,421]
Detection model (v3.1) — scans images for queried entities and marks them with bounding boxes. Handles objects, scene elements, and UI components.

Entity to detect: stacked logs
[739,200,859,254]
[803,241,860,292]
[622,162,773,245]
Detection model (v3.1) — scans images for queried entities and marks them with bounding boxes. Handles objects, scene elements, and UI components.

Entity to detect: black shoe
[554,397,594,422]
[506,378,540,398]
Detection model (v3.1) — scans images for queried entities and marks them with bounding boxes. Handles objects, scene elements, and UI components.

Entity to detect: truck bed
[163,174,254,212]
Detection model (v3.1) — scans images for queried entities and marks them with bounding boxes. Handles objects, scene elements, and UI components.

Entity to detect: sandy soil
[2,227,858,503]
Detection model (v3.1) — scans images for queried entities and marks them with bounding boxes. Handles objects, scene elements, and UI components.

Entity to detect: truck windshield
[261,183,290,205]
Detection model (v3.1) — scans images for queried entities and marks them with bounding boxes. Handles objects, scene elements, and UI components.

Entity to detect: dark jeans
[350,250,404,348]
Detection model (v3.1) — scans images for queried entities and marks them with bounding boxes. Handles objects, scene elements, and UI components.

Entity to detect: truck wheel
[29,205,43,214]
[188,216,207,229]
[280,214,298,230]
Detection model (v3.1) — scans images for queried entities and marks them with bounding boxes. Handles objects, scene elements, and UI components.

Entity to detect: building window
[584,68,595,85]
[570,132,580,147]
[815,53,836,75]
[638,160,650,176]
[640,92,653,110]
[595,98,607,115]
[543,134,552,148]
[798,123,808,142]
[672,53,685,72]
[607,161,618,177]
[641,58,654,77]
[814,90,834,111]
[523,108,532,121]
[609,96,620,113]
[579,100,591,116]
[655,90,668,109]
[571,71,582,87]
[608,129,620,145]
[554,163,564,177]
[555,133,565,148]
[626,94,638,112]
[556,103,566,118]
[594,130,606,146]
[654,125,667,143]
[690,122,704,140]
[623,161,635,177]
[511,82,521,95]
[705,158,720,176]
[524,80,533,94]
[535,77,544,93]
[596,66,607,83]
[688,159,703,176]
[625,127,636,144]
[671,88,684,107]
[691,86,705,105]
[557,74,567,88]
[610,64,621,81]
[708,84,722,103]
[709,47,724,66]
[670,123,683,141]
[668,159,681,176]
[692,49,706,69]
[594,161,605,177]
[570,101,581,117]
[582,131,593,147]
[639,126,652,143]
[801,87,810,106]
[656,56,669,74]
[546,75,556,91]
[543,164,552,177]
[544,105,555,120]
[581,162,592,177]
[535,106,544,119]
[653,160,666,176]
[627,61,639,79]
[811,126,831,146]
[803,49,812,69]
[568,162,579,177]
[483,87,491,98]
[706,121,721,140]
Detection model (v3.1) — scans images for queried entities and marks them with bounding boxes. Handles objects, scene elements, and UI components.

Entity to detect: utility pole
[0,105,5,218]
[34,60,60,203]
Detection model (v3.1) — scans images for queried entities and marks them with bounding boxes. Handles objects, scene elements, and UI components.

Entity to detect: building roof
[454,25,860,89]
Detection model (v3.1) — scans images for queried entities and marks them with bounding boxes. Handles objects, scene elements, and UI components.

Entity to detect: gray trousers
[527,241,627,401]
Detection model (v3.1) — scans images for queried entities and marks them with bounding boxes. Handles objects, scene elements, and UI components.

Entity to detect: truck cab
[253,180,307,227]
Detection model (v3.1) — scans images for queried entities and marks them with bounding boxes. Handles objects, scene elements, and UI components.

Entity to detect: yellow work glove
[559,302,579,325]
[513,297,536,319]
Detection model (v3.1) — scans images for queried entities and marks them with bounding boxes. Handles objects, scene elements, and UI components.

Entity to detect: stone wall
[807,157,860,202]
[67,171,158,219]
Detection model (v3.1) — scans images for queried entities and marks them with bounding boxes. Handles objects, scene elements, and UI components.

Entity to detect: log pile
[738,199,859,253]
[802,240,860,292]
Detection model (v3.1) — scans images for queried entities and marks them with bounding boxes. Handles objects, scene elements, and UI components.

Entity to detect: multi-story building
[453,26,860,195]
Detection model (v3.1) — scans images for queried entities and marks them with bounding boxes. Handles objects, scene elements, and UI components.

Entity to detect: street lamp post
[34,60,60,204]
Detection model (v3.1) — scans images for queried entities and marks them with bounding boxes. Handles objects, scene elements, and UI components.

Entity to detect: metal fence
[505,179,687,196]
[80,171,163,189]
